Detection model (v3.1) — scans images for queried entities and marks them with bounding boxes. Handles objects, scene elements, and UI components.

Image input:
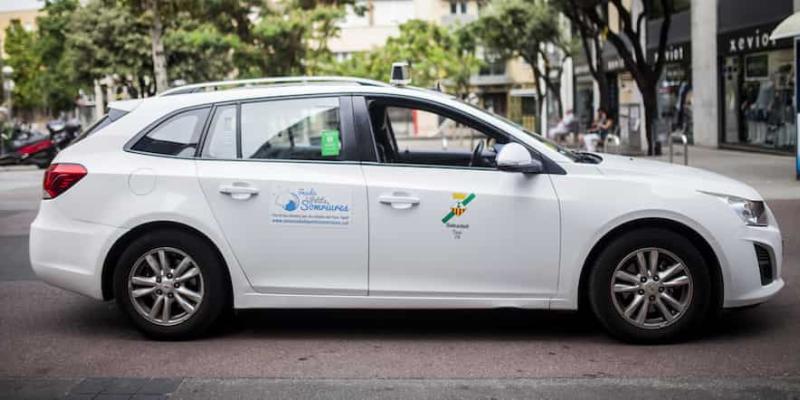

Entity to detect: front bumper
[29,201,125,300]
[720,219,784,308]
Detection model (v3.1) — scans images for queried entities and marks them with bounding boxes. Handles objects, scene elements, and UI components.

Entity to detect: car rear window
[132,107,210,158]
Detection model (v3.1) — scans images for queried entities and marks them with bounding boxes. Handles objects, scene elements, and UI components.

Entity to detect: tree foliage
[3,0,475,114]
[3,0,81,116]
[472,0,573,120]
[325,20,481,96]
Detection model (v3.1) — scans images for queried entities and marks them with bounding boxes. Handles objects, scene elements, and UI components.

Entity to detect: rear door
[196,96,368,295]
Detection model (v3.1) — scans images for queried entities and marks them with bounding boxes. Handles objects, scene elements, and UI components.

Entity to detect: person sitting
[583,108,614,152]
[549,109,579,145]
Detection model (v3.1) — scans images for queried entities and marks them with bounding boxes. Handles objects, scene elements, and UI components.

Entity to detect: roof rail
[158,76,392,96]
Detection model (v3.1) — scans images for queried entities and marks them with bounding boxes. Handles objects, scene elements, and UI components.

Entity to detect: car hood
[594,154,763,200]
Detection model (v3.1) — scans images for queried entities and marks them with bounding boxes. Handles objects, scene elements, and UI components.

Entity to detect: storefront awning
[509,88,537,97]
[771,12,800,40]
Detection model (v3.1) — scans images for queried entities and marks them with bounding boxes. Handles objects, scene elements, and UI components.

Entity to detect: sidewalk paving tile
[131,395,169,400]
[100,378,147,394]
[95,395,133,400]
[138,378,181,395]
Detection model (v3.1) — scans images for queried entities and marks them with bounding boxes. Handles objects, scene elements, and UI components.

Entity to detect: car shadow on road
[222,308,605,342]
[48,291,788,344]
[214,306,787,344]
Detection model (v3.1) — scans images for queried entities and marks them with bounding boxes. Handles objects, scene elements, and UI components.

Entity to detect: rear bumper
[29,201,124,300]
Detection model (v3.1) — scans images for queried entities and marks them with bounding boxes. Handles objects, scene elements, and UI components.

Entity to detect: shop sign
[648,43,691,64]
[720,23,792,55]
[606,58,625,72]
[574,63,591,76]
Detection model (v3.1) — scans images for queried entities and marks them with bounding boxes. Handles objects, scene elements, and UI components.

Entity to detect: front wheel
[588,228,713,343]
[113,229,229,340]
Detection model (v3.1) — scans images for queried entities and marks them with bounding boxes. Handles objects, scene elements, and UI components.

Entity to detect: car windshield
[453,97,580,162]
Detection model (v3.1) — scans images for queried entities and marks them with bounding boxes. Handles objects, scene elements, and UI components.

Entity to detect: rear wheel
[113,229,229,340]
[588,228,713,343]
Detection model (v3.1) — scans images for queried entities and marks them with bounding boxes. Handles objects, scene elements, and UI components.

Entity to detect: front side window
[368,100,512,168]
[203,97,344,161]
[132,108,209,157]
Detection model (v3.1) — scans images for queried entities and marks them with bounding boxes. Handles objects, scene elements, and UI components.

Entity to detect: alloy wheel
[610,247,694,330]
[127,247,205,326]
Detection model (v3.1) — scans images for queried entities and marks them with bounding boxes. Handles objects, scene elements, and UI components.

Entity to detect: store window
[656,63,693,142]
[722,49,796,152]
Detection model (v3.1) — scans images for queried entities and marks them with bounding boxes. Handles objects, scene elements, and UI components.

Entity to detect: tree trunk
[543,71,564,120]
[641,81,658,156]
[149,0,169,94]
[592,38,611,114]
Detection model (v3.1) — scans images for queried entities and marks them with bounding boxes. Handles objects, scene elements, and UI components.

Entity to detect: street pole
[796,38,800,180]
[2,66,14,121]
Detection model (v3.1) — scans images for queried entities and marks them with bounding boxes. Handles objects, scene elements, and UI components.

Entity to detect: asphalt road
[0,164,798,398]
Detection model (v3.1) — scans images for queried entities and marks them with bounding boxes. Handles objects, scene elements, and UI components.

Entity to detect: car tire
[588,228,713,343]
[113,229,229,340]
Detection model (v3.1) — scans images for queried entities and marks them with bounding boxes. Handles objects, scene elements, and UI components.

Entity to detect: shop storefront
[652,43,693,142]
[718,1,797,154]
[648,10,693,143]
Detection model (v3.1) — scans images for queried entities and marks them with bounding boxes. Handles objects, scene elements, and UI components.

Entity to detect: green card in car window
[321,130,340,157]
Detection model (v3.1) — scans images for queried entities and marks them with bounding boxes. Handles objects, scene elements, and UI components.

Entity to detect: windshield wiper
[573,151,602,164]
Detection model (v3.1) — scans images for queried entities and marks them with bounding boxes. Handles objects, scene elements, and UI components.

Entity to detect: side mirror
[496,142,543,174]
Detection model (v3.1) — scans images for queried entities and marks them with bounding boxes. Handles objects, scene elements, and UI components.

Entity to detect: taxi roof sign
[390,62,411,86]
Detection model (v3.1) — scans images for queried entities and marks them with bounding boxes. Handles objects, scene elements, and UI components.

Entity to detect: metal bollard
[668,132,689,165]
[604,134,621,154]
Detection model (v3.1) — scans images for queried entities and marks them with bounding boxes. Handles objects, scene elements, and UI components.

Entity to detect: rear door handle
[219,184,259,200]
[378,193,420,210]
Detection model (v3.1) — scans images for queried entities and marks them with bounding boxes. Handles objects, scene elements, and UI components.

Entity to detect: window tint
[202,105,238,159]
[368,102,510,168]
[132,108,209,157]
[387,107,489,154]
[240,97,342,161]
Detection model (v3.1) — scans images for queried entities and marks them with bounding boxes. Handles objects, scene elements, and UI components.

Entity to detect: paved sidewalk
[3,377,800,400]
[642,145,799,200]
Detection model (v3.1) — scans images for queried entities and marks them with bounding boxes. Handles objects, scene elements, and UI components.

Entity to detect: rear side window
[132,107,210,157]
[202,105,237,159]
[202,97,344,161]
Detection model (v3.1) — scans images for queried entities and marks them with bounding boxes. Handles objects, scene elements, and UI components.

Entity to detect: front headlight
[726,196,768,226]
[702,192,768,226]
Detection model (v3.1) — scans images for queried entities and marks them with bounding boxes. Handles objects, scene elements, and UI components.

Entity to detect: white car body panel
[29,84,783,313]
[196,160,369,296]
[362,164,560,298]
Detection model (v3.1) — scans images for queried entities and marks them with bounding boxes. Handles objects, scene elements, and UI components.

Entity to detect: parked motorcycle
[47,118,81,151]
[0,125,57,169]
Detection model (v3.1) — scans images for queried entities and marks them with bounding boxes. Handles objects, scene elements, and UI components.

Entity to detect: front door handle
[219,183,259,200]
[378,193,421,210]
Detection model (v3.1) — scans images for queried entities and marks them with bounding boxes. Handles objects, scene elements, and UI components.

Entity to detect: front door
[196,96,368,295]
[360,98,561,298]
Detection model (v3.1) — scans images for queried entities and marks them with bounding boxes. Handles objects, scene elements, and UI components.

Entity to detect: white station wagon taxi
[30,73,783,343]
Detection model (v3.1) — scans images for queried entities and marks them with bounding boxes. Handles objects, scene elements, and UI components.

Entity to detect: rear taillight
[43,163,87,199]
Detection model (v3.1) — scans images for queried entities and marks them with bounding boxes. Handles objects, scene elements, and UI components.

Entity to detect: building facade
[570,0,797,156]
